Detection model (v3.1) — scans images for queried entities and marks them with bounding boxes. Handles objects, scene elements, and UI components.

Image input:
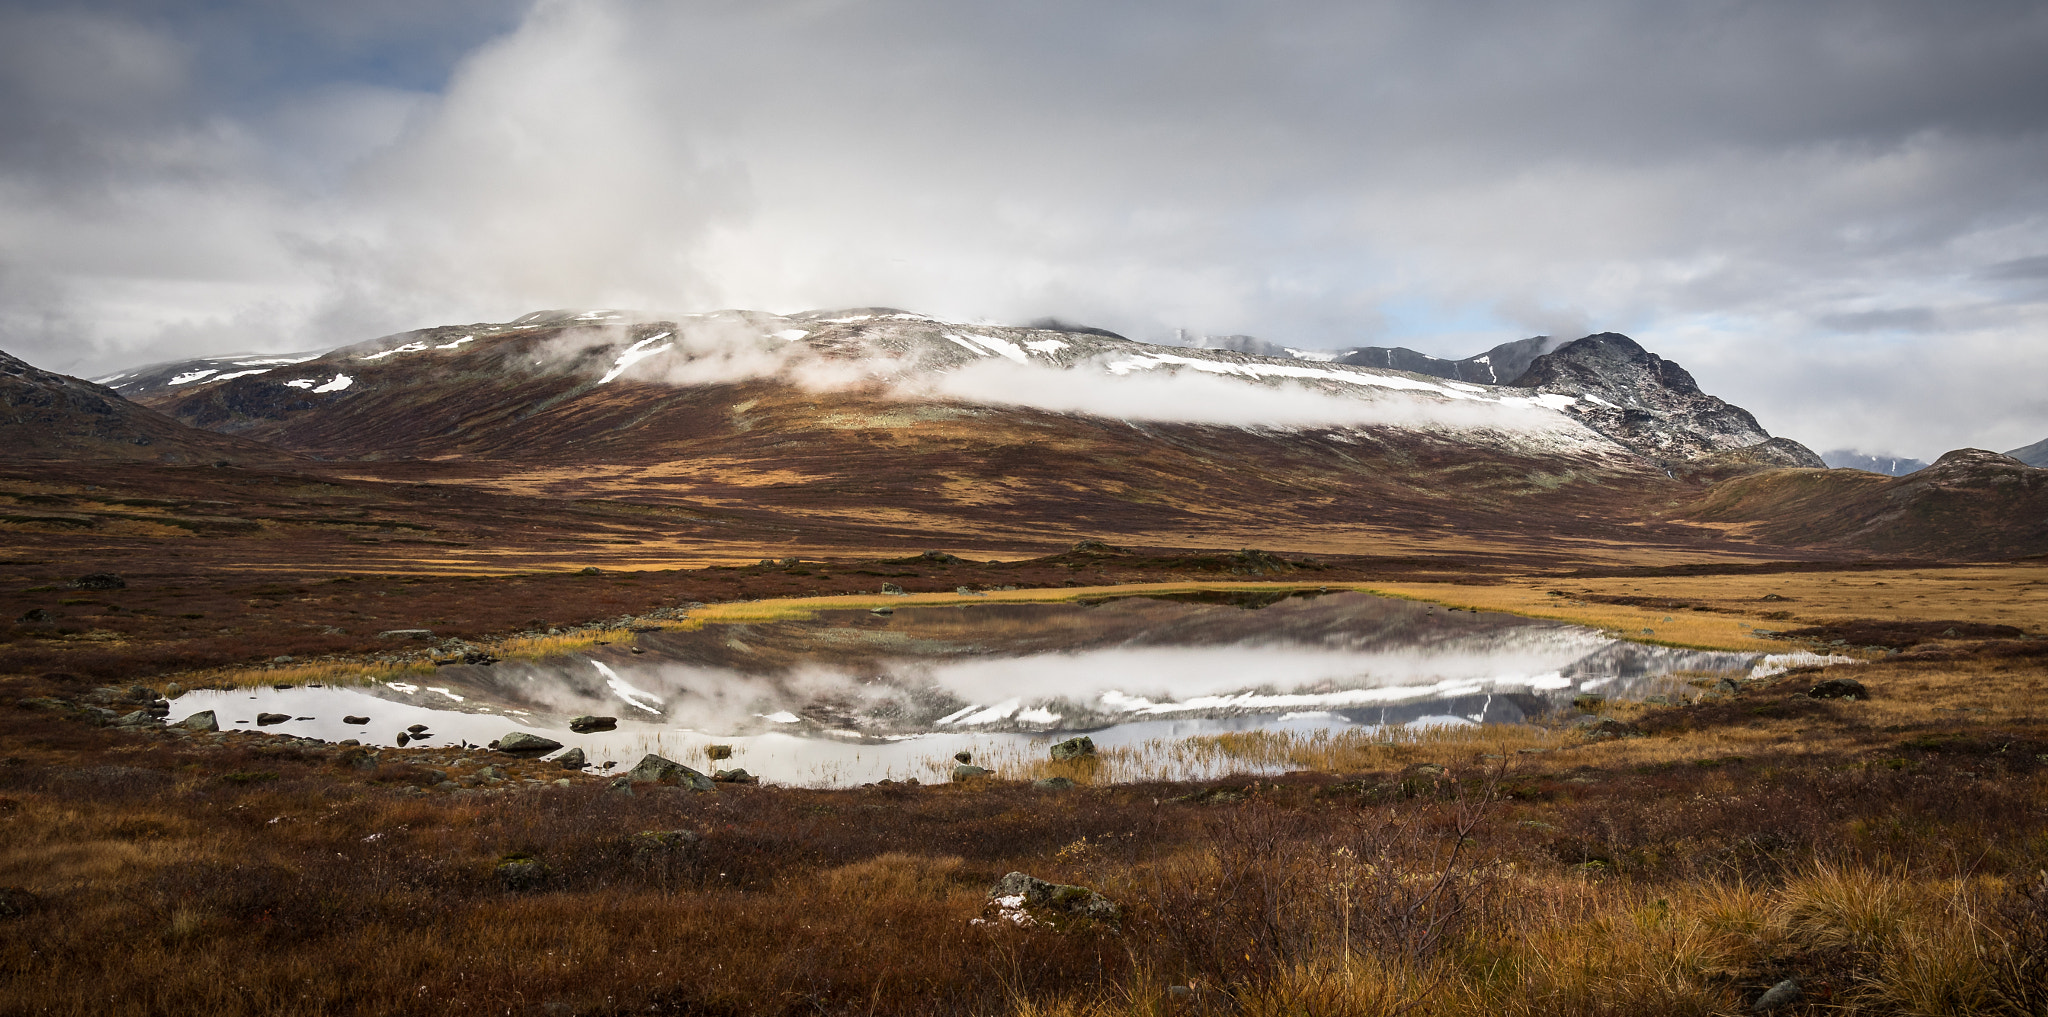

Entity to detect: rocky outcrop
[496,732,563,756]
[985,872,1121,927]
[1511,333,1824,468]
[625,753,714,791]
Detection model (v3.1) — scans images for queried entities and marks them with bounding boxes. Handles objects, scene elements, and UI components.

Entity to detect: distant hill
[1687,449,2048,558]
[2006,437,2048,468]
[1,349,283,463]
[1821,449,1930,476]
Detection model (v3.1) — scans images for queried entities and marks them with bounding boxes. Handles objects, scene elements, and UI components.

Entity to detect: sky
[2,0,2046,459]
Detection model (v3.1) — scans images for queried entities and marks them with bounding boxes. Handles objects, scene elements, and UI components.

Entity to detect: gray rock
[476,765,506,781]
[376,629,434,640]
[256,712,290,726]
[953,750,973,763]
[343,715,369,725]
[176,711,218,732]
[1753,978,1801,1011]
[73,572,125,590]
[395,733,410,746]
[1577,718,1642,741]
[1033,776,1076,790]
[113,710,160,728]
[163,682,184,699]
[554,747,586,770]
[952,764,993,782]
[580,566,600,575]
[989,871,1121,925]
[624,753,714,791]
[1809,677,1868,700]
[881,583,905,595]
[607,777,635,797]
[406,723,429,734]
[496,855,546,891]
[712,768,758,784]
[1049,736,1096,761]
[630,829,700,856]
[567,715,617,734]
[497,731,564,756]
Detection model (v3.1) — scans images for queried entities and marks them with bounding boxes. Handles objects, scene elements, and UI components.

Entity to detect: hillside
[1686,448,2048,558]
[101,311,1830,553]
[1,350,284,464]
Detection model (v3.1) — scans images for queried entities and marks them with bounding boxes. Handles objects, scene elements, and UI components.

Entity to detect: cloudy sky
[3,0,2046,458]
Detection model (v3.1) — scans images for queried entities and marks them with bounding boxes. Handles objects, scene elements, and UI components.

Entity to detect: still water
[169,590,1758,785]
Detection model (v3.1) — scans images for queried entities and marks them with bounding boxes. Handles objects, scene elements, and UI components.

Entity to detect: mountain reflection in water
[169,591,1758,786]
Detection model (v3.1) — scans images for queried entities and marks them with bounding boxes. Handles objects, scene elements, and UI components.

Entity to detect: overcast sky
[3,0,2046,458]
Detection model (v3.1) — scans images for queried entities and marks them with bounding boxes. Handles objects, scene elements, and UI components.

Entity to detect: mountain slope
[1510,333,1823,472]
[2006,437,2048,468]
[1,350,284,463]
[1685,448,2048,558]
[1327,335,1568,385]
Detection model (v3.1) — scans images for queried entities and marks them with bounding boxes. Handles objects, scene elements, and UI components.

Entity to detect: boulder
[624,753,714,791]
[568,715,616,733]
[880,583,905,595]
[712,768,758,784]
[952,764,993,782]
[630,829,700,857]
[1577,718,1641,741]
[176,711,218,732]
[988,871,1121,926]
[1808,677,1868,700]
[406,723,429,734]
[579,566,600,575]
[496,854,547,891]
[376,629,434,640]
[113,710,160,728]
[256,712,290,726]
[1033,776,1076,790]
[343,715,370,725]
[163,682,184,699]
[1753,978,1801,1011]
[497,732,565,756]
[953,750,973,763]
[73,572,125,590]
[15,608,51,623]
[1049,736,1096,761]
[554,747,586,770]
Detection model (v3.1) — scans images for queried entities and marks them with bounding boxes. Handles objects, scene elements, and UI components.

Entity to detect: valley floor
[4,557,2048,1015]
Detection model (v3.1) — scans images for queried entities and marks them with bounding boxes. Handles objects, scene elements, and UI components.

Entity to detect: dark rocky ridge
[1330,335,1567,385]
[1,350,282,463]
[1821,450,1930,476]
[2005,436,2048,468]
[1509,333,1824,471]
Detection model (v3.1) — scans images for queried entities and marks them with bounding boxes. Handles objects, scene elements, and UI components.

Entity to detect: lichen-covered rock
[624,753,713,791]
[553,747,586,770]
[176,710,218,732]
[987,871,1121,927]
[1577,718,1642,741]
[568,715,616,733]
[496,854,546,891]
[952,764,992,782]
[1033,776,1076,790]
[712,768,757,784]
[1049,736,1095,761]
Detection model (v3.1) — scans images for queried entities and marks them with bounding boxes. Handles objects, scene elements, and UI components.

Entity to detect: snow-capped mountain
[112,308,1812,473]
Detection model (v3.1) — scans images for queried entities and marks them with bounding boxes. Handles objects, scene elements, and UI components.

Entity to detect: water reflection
[169,591,1758,785]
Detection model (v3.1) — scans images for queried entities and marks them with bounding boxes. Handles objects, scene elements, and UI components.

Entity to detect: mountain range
[8,308,2046,561]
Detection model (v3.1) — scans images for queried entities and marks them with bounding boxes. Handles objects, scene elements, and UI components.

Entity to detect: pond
[168,590,1764,786]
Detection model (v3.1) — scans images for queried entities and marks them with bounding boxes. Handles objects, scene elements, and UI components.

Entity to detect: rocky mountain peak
[1512,333,1824,469]
[2,348,279,462]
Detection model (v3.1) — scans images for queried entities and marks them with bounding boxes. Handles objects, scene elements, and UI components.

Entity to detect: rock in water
[497,732,564,756]
[343,715,370,725]
[554,747,586,770]
[705,744,733,761]
[568,715,616,733]
[624,753,714,791]
[256,712,290,726]
[712,768,758,784]
[1049,736,1096,761]
[952,764,993,782]
[176,710,218,732]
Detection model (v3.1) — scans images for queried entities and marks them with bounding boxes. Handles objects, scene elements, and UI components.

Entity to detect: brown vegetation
[3,631,2046,1015]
